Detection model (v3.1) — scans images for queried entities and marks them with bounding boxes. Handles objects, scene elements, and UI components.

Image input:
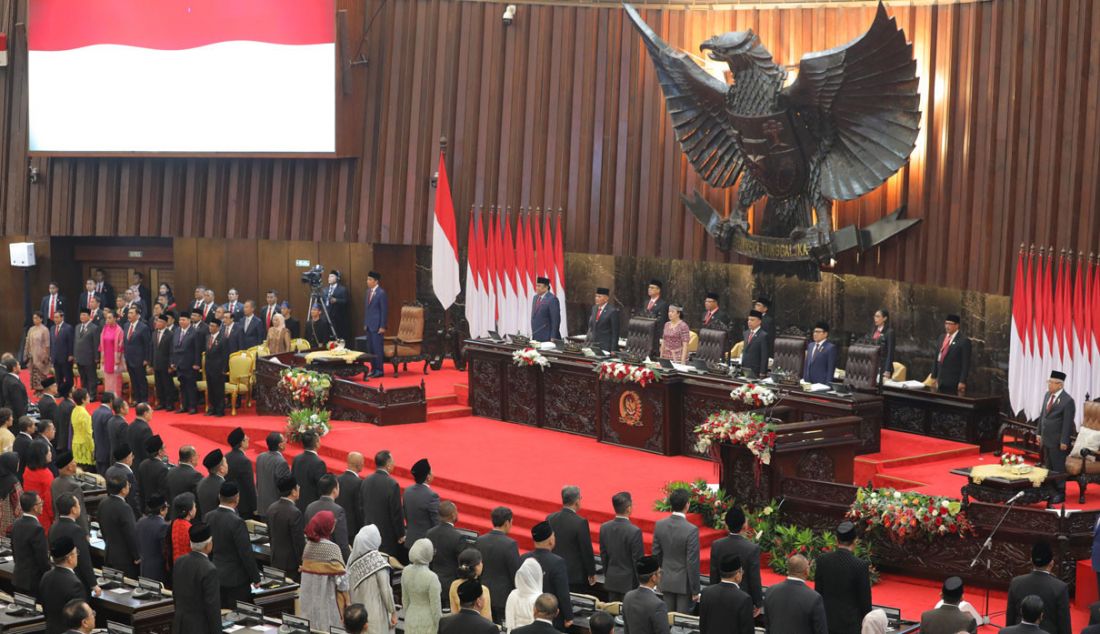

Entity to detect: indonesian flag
[1008,250,1029,416]
[464,211,482,338]
[553,212,568,339]
[432,151,461,310]
[28,0,336,153]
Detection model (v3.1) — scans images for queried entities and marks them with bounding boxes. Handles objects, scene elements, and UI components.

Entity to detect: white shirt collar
[1051,389,1064,400]
[786,576,806,584]
[672,512,686,518]
[535,618,554,625]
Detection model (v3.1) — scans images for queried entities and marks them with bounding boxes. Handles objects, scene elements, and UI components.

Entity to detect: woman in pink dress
[660,304,691,363]
[23,312,50,396]
[99,310,124,396]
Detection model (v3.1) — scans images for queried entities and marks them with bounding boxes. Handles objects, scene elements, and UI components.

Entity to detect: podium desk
[883,386,1002,451]
[0,592,45,634]
[93,580,174,634]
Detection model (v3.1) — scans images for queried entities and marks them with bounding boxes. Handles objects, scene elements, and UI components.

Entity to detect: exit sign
[295,259,311,267]
[128,250,143,258]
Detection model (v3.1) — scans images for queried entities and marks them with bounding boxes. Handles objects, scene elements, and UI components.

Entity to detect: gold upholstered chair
[891,362,908,381]
[1065,401,1100,503]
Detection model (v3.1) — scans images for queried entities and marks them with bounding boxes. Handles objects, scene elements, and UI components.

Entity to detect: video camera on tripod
[300,264,325,288]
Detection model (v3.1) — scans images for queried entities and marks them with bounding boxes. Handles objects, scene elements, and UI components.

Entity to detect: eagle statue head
[700,30,776,76]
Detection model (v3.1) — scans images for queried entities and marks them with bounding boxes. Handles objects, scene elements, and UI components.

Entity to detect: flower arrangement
[652,480,732,530]
[745,500,781,546]
[595,362,662,387]
[693,411,777,467]
[279,368,333,409]
[512,347,550,370]
[286,408,331,443]
[846,487,973,543]
[326,339,346,352]
[730,383,778,408]
[764,525,877,582]
[1000,453,1025,468]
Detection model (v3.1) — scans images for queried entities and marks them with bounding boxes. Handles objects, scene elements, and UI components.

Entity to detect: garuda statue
[625,2,921,280]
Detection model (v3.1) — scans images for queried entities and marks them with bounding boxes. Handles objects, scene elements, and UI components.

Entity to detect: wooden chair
[195,354,209,410]
[224,351,255,415]
[772,335,809,378]
[383,303,430,376]
[843,343,882,390]
[1065,401,1100,503]
[624,316,661,360]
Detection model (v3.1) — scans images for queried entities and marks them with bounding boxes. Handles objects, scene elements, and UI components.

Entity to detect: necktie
[178,329,184,345]
[811,343,820,360]
[49,295,56,318]
[55,324,60,337]
[266,308,273,328]
[1047,395,1056,414]
[704,311,712,325]
[81,324,86,336]
[88,292,93,305]
[96,282,102,293]
[127,323,135,341]
[746,330,754,346]
[368,289,374,305]
[245,317,251,331]
[209,334,216,350]
[939,335,951,362]
[647,299,656,311]
[230,302,236,312]
[227,324,232,338]
[156,329,162,345]
[596,306,604,322]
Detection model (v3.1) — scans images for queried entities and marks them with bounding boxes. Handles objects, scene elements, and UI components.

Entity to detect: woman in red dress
[22,442,54,531]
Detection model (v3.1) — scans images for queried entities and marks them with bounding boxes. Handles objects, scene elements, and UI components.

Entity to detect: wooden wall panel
[0,0,1098,296]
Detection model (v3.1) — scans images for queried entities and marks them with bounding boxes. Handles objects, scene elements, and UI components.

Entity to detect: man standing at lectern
[531,277,561,342]
[931,314,971,395]
[1039,370,1074,505]
[586,288,619,352]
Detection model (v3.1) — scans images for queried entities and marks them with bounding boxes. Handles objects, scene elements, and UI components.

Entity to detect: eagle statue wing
[624,4,744,189]
[784,2,920,201]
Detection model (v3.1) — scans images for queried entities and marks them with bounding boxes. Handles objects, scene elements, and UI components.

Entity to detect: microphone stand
[968,490,1025,627]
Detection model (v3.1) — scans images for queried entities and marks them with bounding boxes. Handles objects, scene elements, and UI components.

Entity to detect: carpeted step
[454,384,469,406]
[427,394,458,407]
[426,405,473,421]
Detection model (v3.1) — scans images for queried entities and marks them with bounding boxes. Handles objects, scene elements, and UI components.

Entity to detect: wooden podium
[597,379,680,455]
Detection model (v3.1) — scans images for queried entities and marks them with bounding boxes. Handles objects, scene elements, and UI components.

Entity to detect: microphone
[1006,490,1026,504]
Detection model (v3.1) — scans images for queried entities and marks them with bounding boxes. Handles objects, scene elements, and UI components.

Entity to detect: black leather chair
[772,335,808,378]
[844,343,881,391]
[693,327,729,365]
[624,316,661,359]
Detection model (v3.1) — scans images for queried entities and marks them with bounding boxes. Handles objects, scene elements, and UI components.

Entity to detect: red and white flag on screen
[432,151,461,310]
[28,0,335,152]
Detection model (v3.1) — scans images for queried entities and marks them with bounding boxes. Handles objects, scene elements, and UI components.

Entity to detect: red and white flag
[1008,250,1029,416]
[28,0,335,153]
[432,151,461,310]
[553,212,569,340]
[464,211,484,338]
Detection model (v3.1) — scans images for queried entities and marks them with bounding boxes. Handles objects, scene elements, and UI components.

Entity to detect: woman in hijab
[505,557,544,630]
[266,313,293,355]
[347,525,397,634]
[300,510,349,631]
[861,608,888,634]
[0,453,22,536]
[401,538,441,634]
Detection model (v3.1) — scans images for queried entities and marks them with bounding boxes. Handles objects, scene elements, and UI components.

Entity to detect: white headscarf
[350,525,381,562]
[347,524,389,591]
[861,609,888,634]
[505,558,544,630]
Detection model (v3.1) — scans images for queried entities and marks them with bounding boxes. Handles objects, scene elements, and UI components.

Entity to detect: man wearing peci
[73,309,100,398]
[813,522,872,634]
[802,322,838,385]
[204,316,230,417]
[585,288,620,352]
[640,279,670,329]
[741,309,769,377]
[622,556,669,634]
[170,312,203,415]
[1038,371,1074,505]
[531,277,561,342]
[362,271,388,379]
[709,507,762,612]
[699,555,754,634]
[151,314,177,411]
[931,313,971,394]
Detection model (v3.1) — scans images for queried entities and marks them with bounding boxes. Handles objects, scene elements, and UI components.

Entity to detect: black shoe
[370,371,385,378]
[175,408,185,414]
[188,409,198,415]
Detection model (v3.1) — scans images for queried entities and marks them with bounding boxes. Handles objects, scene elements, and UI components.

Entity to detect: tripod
[306,283,338,341]
[968,490,1025,627]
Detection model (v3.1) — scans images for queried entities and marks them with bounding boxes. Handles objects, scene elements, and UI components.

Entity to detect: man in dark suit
[74,309,99,397]
[521,522,573,630]
[34,418,59,476]
[122,306,151,403]
[305,474,351,560]
[205,481,260,607]
[931,313,971,394]
[359,449,405,557]
[1005,541,1070,634]
[12,492,50,594]
[137,435,169,509]
[225,427,257,517]
[238,301,266,349]
[439,579,498,634]
[803,322,839,385]
[919,576,977,634]
[640,279,670,329]
[305,306,335,349]
[292,431,328,512]
[709,507,762,611]
[585,288,620,352]
[741,310,769,377]
[404,458,440,544]
[653,488,700,613]
[132,272,151,315]
[151,314,177,411]
[255,432,290,519]
[92,269,115,312]
[91,392,114,475]
[530,277,561,342]
[41,282,67,324]
[126,403,153,465]
[476,506,520,623]
[700,554,754,634]
[49,493,97,594]
[281,304,300,340]
[55,391,76,454]
[512,594,566,634]
[50,310,75,396]
[51,454,89,533]
[38,377,60,431]
[222,289,244,323]
[98,476,140,577]
[13,416,34,478]
[428,501,464,602]
[106,397,130,466]
[1,358,28,421]
[172,523,222,634]
[78,279,103,312]
[170,312,202,415]
[136,495,169,582]
[548,485,597,594]
[261,290,282,331]
[362,271,388,377]
[220,311,242,355]
[204,317,229,417]
[622,555,669,634]
[814,522,872,634]
[700,292,731,331]
[197,449,227,518]
[40,537,88,633]
[166,445,203,502]
[324,270,351,341]
[105,444,141,517]
[753,297,777,358]
[337,451,364,535]
[1038,371,1075,504]
[1001,595,1048,634]
[600,491,644,601]
[266,476,305,580]
[764,554,827,634]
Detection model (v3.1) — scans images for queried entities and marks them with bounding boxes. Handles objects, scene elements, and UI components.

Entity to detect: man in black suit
[41,282,67,324]
[74,308,99,397]
[205,481,260,607]
[92,269,115,312]
[266,475,305,580]
[106,397,130,466]
[106,444,141,517]
[323,270,350,340]
[38,376,60,431]
[700,292,731,331]
[404,458,440,544]
[34,418,59,476]
[91,392,114,475]
[710,507,762,611]
[151,314,177,411]
[12,492,50,594]
[763,554,827,634]
[197,449,227,518]
[622,555,669,634]
[98,476,140,577]
[439,579,498,634]
[292,431,328,512]
[172,523,222,634]
[359,449,405,557]
[1038,371,1075,504]
[255,432,290,518]
[477,506,520,623]
[337,451,364,535]
[55,392,75,454]
[49,493,97,595]
[521,522,573,630]
[1001,595,1048,634]
[261,290,282,331]
[305,305,335,349]
[919,576,977,634]
[13,416,35,478]
[137,435,169,509]
[548,485,597,594]
[741,309,769,377]
[170,312,202,414]
[40,537,88,633]
[306,474,351,561]
[1005,541,1071,634]
[132,272,151,315]
[78,279,103,312]
[700,554,754,634]
[513,594,568,634]
[814,522,872,634]
[126,403,153,465]
[166,445,203,502]
[239,301,267,349]
[428,501,464,602]
[122,306,151,403]
[640,279,670,329]
[599,491,644,601]
[222,288,244,322]
[1,358,28,420]
[225,427,257,518]
[203,316,229,416]
[753,297,777,358]
[586,288,620,352]
[50,310,76,396]
[220,311,242,355]
[931,313,971,394]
